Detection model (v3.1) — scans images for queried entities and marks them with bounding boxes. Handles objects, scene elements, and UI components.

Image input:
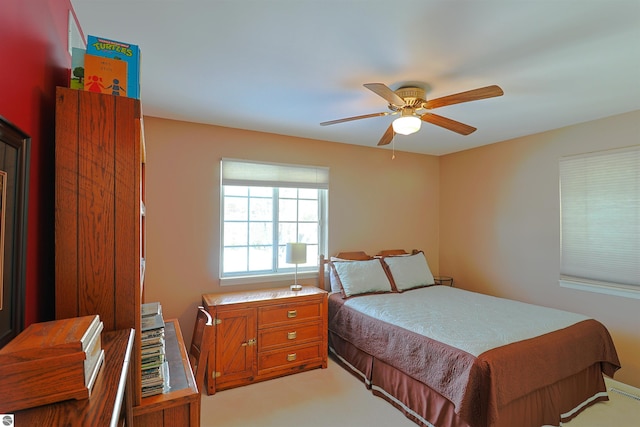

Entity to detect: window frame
[219,159,329,286]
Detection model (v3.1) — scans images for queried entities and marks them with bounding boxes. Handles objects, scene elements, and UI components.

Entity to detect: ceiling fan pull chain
[392,133,396,160]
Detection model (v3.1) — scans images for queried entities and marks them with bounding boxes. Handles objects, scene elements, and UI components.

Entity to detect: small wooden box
[0,315,104,412]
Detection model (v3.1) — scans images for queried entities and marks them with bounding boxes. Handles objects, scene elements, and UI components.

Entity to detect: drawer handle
[287,353,297,362]
[287,310,297,318]
[287,331,297,340]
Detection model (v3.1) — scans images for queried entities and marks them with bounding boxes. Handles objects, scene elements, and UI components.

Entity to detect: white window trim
[559,278,640,300]
[220,270,318,287]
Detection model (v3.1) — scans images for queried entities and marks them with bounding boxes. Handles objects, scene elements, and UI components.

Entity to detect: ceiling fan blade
[320,112,389,126]
[364,83,406,107]
[425,85,504,110]
[420,113,477,135]
[377,124,395,146]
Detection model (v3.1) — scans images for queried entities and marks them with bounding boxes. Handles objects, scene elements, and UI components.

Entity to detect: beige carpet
[201,358,639,427]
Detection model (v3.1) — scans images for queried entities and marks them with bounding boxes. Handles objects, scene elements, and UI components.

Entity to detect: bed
[319,250,621,427]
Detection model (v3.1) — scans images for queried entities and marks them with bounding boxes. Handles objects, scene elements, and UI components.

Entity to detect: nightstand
[434,276,454,287]
[201,285,328,395]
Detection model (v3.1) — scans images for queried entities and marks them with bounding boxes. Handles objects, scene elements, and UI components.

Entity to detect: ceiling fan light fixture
[321,83,503,146]
[392,115,421,135]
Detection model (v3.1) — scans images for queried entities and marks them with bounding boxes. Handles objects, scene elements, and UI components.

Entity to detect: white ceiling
[71,0,640,156]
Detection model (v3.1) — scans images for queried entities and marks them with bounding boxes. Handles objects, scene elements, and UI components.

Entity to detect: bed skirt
[329,332,610,427]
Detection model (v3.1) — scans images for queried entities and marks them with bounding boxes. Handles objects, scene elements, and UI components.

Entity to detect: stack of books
[141,302,169,397]
[71,35,141,99]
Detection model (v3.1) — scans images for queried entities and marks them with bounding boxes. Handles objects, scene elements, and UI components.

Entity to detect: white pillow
[328,266,342,293]
[328,257,353,293]
[383,252,435,291]
[331,259,393,298]
[329,256,370,293]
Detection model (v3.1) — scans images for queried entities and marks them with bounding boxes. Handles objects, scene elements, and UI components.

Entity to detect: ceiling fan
[320,83,504,146]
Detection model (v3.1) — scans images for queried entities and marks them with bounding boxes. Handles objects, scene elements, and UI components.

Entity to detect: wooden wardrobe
[55,87,199,426]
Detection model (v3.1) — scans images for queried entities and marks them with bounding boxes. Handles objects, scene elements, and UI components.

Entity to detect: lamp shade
[286,243,307,264]
[392,116,421,135]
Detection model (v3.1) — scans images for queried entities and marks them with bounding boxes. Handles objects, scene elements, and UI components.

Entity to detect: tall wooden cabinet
[55,87,199,426]
[55,86,144,406]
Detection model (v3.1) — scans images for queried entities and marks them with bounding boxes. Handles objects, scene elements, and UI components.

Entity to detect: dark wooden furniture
[14,329,135,427]
[55,87,199,426]
[433,275,454,286]
[133,319,200,427]
[188,306,214,393]
[202,285,328,395]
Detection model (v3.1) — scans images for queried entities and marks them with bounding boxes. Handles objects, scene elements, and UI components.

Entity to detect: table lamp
[286,242,307,291]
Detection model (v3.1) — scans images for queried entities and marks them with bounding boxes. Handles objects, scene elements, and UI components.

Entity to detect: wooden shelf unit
[55,86,144,405]
[134,319,200,427]
[55,88,199,426]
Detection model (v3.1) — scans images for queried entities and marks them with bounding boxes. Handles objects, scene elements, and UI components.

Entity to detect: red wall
[0,0,76,326]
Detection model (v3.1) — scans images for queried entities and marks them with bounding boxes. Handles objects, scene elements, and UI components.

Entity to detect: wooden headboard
[317,249,414,290]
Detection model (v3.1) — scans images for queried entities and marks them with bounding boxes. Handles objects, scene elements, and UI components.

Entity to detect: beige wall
[440,110,640,387]
[144,111,639,388]
[142,117,440,349]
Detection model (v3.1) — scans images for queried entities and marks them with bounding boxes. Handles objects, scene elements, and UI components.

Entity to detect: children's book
[87,35,140,99]
[84,54,128,96]
[70,48,86,90]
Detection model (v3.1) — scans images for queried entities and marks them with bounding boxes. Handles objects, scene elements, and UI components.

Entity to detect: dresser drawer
[258,342,323,372]
[258,321,323,351]
[258,301,322,328]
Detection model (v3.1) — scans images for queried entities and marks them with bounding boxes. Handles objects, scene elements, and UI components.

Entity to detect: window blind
[221,158,329,189]
[559,146,640,290]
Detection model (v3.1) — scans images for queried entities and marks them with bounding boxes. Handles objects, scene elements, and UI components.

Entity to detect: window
[220,159,329,284]
[559,146,640,299]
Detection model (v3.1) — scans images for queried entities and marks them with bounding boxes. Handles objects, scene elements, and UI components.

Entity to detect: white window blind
[559,146,640,297]
[221,158,329,189]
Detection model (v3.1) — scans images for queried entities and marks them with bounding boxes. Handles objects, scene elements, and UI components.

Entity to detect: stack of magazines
[141,302,169,397]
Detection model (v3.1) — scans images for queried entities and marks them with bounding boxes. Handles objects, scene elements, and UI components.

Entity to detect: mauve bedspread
[328,286,620,427]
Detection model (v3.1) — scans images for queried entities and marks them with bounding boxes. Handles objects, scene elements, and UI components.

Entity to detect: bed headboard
[317,249,415,290]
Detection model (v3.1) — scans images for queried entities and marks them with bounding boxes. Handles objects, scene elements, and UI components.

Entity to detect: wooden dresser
[202,286,328,395]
